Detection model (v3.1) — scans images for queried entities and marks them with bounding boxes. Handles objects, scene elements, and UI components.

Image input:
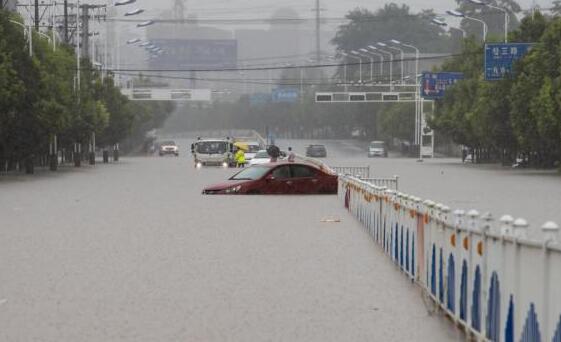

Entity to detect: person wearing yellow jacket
[234,148,246,168]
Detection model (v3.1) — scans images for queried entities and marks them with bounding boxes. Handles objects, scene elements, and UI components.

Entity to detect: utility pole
[315,0,320,64]
[34,0,39,29]
[63,0,68,43]
[81,5,89,59]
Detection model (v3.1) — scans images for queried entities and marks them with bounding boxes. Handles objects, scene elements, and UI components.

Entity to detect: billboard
[484,43,533,81]
[149,39,237,68]
[420,72,464,99]
[272,88,299,103]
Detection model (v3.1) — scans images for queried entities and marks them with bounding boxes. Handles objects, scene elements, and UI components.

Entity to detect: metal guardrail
[360,176,399,191]
[331,166,370,178]
[338,175,560,342]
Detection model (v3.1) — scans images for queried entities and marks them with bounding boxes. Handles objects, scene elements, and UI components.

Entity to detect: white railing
[360,176,399,191]
[338,175,561,342]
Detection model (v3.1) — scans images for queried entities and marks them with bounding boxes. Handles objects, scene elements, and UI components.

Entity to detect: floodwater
[278,139,561,237]
[0,145,461,341]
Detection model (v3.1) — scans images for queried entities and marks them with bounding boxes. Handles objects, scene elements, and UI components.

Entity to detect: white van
[368,141,388,158]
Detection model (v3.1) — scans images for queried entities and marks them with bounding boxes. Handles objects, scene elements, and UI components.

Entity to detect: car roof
[259,161,320,169]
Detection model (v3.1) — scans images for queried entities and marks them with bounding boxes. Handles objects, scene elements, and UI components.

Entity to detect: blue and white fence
[339,175,561,342]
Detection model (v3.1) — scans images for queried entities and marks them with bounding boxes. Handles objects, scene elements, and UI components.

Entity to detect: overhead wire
[105,53,460,73]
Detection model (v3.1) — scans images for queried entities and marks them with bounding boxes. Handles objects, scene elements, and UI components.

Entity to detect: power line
[111,70,421,86]
[105,53,459,73]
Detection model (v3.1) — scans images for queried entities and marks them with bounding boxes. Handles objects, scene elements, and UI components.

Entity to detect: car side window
[271,165,291,179]
[291,165,315,178]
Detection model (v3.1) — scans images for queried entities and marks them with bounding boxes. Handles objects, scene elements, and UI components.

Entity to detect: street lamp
[362,47,384,81]
[137,20,155,27]
[367,45,387,83]
[124,8,144,16]
[115,0,136,6]
[389,39,419,84]
[350,50,363,84]
[358,48,375,83]
[339,52,350,89]
[446,9,488,41]
[389,39,422,155]
[384,41,404,82]
[375,43,394,89]
[431,17,467,38]
[467,0,509,42]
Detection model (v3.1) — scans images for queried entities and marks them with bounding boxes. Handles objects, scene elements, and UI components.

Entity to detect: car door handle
[311,179,318,183]
[285,181,293,185]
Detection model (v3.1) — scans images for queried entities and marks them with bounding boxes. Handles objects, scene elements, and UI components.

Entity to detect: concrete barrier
[338,175,561,342]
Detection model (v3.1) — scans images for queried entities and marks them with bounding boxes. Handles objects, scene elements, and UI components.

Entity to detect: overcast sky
[140,0,553,20]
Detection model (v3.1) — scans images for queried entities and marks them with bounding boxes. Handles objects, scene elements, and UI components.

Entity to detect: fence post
[541,221,559,341]
[466,209,480,331]
[453,209,465,322]
[512,217,528,339]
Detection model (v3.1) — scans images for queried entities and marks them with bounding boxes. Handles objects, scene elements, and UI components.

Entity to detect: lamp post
[446,9,488,41]
[9,20,33,56]
[375,43,394,90]
[467,0,509,42]
[363,47,384,81]
[384,42,404,82]
[358,48,375,83]
[349,50,363,84]
[431,18,467,38]
[389,39,419,84]
[339,52,350,89]
[389,39,422,155]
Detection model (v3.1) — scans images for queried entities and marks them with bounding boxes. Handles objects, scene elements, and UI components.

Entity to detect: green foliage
[0,9,174,165]
[432,13,561,167]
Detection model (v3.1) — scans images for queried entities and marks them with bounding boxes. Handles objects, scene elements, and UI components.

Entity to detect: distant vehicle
[306,144,327,158]
[243,141,263,161]
[368,141,387,158]
[248,150,272,166]
[202,162,338,195]
[191,138,234,167]
[159,140,179,156]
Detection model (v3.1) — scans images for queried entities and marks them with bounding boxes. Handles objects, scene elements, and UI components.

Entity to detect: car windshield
[310,145,325,150]
[196,141,228,154]
[229,166,271,180]
[370,142,384,148]
[161,141,176,146]
[254,151,270,158]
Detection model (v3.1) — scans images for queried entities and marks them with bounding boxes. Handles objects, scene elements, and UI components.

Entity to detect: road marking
[0,299,7,306]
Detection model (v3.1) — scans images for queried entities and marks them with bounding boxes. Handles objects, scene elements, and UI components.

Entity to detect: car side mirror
[265,175,275,181]
[191,144,195,152]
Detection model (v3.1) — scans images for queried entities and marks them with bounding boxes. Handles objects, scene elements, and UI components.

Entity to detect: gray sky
[143,0,553,19]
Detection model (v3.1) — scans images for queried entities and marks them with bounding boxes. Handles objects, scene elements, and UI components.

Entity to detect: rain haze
[1,0,561,339]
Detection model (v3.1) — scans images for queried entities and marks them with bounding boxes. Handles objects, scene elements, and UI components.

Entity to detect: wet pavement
[0,150,461,341]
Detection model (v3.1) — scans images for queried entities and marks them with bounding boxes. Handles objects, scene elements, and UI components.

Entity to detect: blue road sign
[249,93,270,106]
[420,72,464,99]
[484,43,533,81]
[272,88,299,103]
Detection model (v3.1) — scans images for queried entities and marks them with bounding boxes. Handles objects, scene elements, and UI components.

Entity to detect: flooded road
[0,152,460,341]
[278,139,561,234]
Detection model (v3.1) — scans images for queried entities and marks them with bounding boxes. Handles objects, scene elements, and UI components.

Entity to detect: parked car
[202,162,338,195]
[306,144,327,158]
[159,140,179,156]
[368,141,387,158]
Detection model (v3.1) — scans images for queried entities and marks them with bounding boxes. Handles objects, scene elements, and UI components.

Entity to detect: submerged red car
[202,162,338,195]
